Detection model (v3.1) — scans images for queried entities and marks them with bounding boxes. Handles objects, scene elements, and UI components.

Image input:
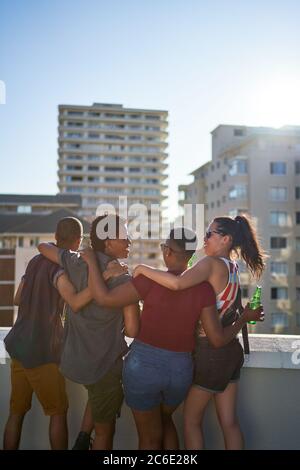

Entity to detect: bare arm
[123,303,140,337]
[38,243,60,264]
[133,257,213,291]
[56,273,93,313]
[13,279,25,306]
[102,260,128,282]
[81,248,140,307]
[200,304,264,348]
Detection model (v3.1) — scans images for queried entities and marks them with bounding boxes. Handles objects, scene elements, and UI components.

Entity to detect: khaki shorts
[85,359,124,424]
[10,359,68,416]
[193,337,244,393]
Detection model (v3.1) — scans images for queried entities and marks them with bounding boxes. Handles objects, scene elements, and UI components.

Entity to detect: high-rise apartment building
[178,124,300,335]
[57,103,168,267]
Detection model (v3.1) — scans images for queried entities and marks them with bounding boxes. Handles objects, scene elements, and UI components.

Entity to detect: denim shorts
[123,340,193,411]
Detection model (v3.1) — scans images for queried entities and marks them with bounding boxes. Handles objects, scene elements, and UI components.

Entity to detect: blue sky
[1,0,300,219]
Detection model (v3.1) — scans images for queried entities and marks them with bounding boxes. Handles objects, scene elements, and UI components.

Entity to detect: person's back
[38,214,140,450]
[5,254,64,368]
[58,249,130,385]
[133,272,214,352]
[3,216,85,451]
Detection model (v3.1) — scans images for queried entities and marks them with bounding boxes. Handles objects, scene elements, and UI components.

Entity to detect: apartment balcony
[58,157,168,171]
[57,169,168,182]
[59,112,169,129]
[1,330,299,450]
[58,136,168,149]
[58,146,169,159]
[59,124,168,139]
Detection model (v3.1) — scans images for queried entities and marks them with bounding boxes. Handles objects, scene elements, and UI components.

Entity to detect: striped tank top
[216,258,240,318]
[198,257,240,337]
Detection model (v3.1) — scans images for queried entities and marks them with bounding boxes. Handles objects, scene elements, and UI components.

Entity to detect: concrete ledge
[2,328,300,369]
[1,328,300,449]
[238,334,300,369]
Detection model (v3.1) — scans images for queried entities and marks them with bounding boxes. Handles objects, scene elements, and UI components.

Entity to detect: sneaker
[72,431,92,450]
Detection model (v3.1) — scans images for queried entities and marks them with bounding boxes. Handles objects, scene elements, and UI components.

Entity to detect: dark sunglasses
[205,229,225,239]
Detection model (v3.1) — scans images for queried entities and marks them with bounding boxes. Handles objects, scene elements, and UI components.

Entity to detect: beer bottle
[188,253,196,268]
[248,286,262,325]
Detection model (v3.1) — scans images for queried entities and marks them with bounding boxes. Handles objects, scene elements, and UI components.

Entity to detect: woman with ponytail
[133,214,266,450]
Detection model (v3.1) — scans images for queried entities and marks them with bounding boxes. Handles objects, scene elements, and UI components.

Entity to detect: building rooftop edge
[58,104,168,114]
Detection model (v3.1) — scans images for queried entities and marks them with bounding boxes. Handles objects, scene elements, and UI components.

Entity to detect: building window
[296,263,300,276]
[270,211,287,226]
[269,187,287,201]
[229,184,247,200]
[217,200,220,208]
[270,262,288,276]
[211,164,215,171]
[297,288,300,301]
[296,212,300,224]
[234,128,245,137]
[296,238,300,251]
[68,111,83,116]
[222,195,226,203]
[296,187,300,199]
[270,237,287,249]
[222,174,226,182]
[66,165,82,171]
[30,237,39,247]
[297,313,300,327]
[271,287,288,300]
[18,237,24,247]
[217,161,220,169]
[295,161,300,174]
[216,181,220,188]
[17,205,32,214]
[211,202,215,209]
[105,167,123,172]
[271,313,289,328]
[270,162,287,175]
[228,158,248,176]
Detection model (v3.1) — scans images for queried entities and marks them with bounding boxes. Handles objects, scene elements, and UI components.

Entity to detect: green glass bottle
[188,253,196,268]
[248,286,262,325]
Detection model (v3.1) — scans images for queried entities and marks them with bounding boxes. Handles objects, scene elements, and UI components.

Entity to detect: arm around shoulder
[38,243,60,264]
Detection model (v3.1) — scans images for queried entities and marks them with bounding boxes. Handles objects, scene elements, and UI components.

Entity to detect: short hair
[90,214,126,253]
[56,217,83,246]
[168,227,197,255]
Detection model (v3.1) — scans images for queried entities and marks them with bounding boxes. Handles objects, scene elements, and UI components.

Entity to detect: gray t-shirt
[58,249,130,385]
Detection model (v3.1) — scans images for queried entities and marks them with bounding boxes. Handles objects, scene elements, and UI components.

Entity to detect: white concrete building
[57,103,168,267]
[178,124,300,335]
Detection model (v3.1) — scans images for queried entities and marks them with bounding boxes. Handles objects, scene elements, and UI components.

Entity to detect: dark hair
[169,227,197,258]
[90,214,124,253]
[56,217,83,248]
[214,214,266,279]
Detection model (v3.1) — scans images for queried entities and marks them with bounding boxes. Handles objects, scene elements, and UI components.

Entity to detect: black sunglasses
[205,229,225,239]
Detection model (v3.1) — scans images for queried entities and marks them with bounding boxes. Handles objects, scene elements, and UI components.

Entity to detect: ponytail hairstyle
[213,214,266,279]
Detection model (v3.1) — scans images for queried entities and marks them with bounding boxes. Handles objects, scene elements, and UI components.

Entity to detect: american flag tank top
[216,258,240,319]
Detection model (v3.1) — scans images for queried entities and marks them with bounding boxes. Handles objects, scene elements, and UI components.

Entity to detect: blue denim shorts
[123,340,193,411]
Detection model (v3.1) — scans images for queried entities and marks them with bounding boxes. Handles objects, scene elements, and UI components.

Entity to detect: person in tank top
[133,215,266,450]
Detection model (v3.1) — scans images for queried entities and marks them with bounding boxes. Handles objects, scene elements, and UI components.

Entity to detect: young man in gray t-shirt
[38,214,139,450]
